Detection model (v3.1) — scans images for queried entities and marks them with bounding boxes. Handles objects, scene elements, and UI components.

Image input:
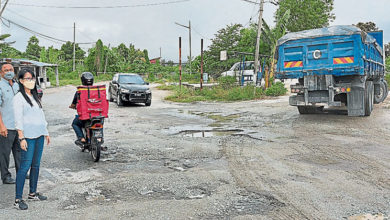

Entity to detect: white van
[220,61,257,82]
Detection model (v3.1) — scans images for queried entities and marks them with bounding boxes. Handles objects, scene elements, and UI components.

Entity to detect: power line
[7,0,190,9]
[1,16,95,45]
[5,8,72,29]
[244,0,260,27]
[4,8,95,43]
[191,26,211,41]
[240,0,278,5]
[77,28,95,42]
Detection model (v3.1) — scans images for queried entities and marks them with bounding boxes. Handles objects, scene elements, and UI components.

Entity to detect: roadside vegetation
[386,59,390,87]
[160,76,287,103]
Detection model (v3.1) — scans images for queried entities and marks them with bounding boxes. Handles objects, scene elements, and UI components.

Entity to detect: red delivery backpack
[76,85,109,120]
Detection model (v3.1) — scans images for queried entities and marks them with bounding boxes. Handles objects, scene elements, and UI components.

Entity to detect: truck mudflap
[348,80,374,116]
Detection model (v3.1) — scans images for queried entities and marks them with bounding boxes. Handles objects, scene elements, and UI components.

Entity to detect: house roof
[0,58,58,67]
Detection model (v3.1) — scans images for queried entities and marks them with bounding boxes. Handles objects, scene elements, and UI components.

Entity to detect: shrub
[265,82,288,96]
[218,76,237,89]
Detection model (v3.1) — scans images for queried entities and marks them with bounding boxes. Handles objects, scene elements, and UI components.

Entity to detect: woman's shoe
[14,200,28,210]
[28,192,47,201]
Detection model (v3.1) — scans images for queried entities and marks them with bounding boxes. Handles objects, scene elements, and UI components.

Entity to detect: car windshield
[119,75,145,84]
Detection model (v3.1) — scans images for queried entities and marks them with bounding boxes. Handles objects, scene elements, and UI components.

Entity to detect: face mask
[23,80,36,90]
[4,71,15,80]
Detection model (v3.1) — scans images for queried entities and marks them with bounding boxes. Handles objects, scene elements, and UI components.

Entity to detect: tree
[25,36,41,60]
[354,22,378,32]
[0,34,22,59]
[205,24,243,75]
[385,43,390,58]
[275,0,335,32]
[39,47,48,63]
[60,41,85,61]
[94,39,104,73]
[116,43,129,62]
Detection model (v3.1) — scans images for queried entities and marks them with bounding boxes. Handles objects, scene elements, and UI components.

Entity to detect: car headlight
[146,89,151,94]
[120,88,130,93]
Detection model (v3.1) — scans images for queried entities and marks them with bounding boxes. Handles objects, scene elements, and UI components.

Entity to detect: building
[0,58,59,88]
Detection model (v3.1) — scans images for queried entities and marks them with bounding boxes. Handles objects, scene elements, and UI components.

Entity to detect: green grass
[163,85,265,103]
[160,76,288,102]
[265,82,288,96]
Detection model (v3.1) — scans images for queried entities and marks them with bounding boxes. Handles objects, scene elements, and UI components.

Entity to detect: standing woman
[13,68,50,210]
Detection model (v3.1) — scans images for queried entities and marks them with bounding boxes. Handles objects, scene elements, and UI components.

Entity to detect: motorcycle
[76,116,105,162]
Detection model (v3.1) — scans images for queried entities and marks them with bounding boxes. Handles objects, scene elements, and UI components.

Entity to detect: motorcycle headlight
[120,88,130,93]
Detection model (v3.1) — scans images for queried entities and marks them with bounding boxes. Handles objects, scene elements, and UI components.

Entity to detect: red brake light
[91,123,103,129]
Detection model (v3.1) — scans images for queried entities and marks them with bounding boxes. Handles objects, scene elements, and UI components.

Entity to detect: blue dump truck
[276,25,388,116]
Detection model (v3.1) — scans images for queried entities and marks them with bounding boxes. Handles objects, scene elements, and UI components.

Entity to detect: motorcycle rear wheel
[91,137,101,162]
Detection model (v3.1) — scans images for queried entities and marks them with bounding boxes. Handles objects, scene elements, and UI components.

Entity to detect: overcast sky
[1,0,389,62]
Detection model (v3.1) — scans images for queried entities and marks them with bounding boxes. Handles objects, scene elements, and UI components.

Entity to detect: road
[0,83,389,219]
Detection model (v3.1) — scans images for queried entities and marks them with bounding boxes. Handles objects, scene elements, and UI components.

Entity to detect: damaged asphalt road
[0,83,389,219]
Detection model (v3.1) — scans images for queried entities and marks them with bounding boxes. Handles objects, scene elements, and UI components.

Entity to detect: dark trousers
[72,115,85,140]
[0,130,21,181]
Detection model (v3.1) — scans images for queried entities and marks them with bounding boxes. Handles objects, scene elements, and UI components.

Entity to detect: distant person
[0,63,20,184]
[13,68,50,210]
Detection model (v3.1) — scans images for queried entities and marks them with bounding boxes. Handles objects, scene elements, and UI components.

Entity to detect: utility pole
[159,47,162,58]
[189,21,192,75]
[104,43,110,74]
[200,39,204,91]
[175,20,192,74]
[254,0,265,86]
[73,22,76,71]
[179,37,182,91]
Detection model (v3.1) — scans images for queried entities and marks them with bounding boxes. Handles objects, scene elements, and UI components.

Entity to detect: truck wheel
[374,81,386,104]
[297,106,323,114]
[364,81,374,116]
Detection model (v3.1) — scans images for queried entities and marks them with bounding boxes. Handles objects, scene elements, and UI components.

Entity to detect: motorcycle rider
[69,72,106,151]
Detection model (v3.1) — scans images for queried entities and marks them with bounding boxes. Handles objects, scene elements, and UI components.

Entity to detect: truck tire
[364,81,374,116]
[374,81,386,104]
[297,106,323,114]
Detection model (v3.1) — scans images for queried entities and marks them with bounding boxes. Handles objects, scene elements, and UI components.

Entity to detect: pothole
[201,190,285,219]
[178,129,244,138]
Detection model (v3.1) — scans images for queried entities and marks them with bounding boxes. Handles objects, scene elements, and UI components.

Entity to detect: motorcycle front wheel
[91,137,101,162]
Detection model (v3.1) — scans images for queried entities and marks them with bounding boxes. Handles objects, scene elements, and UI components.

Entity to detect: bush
[218,76,237,89]
[386,74,390,88]
[265,82,287,96]
[164,84,264,103]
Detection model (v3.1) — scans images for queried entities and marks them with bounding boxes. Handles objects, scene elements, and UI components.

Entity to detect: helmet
[81,72,94,86]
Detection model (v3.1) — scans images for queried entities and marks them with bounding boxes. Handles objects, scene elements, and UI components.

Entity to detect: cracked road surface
[0,83,389,219]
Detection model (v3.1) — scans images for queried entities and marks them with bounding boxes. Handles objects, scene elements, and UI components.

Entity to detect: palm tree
[261,9,290,88]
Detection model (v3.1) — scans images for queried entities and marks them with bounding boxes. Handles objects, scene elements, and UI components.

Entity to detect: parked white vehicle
[220,61,259,83]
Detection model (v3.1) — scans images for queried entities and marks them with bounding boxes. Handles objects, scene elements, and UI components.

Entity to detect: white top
[13,92,49,138]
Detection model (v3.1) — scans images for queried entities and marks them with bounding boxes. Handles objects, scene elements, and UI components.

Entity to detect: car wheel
[145,100,151,106]
[116,93,124,106]
[109,91,114,102]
